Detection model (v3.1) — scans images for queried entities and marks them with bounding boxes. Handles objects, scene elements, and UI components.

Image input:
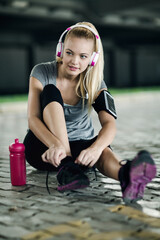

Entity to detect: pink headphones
[56,24,100,67]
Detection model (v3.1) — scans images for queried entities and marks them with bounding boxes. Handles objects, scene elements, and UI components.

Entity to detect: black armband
[92,90,117,119]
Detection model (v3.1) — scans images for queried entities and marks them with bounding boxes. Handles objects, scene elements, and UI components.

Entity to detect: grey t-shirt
[30,61,107,141]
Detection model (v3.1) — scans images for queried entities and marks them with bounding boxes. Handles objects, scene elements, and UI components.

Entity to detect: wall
[0,33,160,94]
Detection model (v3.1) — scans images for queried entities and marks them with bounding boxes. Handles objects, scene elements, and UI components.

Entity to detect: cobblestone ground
[0,91,160,240]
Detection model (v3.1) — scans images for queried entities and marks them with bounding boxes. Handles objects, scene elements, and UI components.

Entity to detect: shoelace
[92,166,97,181]
[46,170,50,194]
[45,164,69,194]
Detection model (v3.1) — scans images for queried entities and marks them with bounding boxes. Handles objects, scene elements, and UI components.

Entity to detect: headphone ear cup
[56,42,64,58]
[89,52,99,66]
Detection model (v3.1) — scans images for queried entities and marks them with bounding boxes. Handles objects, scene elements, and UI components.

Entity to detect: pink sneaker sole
[57,179,90,192]
[123,152,157,203]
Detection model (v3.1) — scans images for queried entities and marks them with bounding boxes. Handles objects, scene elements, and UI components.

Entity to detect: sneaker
[121,150,157,203]
[57,161,90,191]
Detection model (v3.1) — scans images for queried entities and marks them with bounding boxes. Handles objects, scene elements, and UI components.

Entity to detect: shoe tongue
[60,156,74,166]
[138,150,149,156]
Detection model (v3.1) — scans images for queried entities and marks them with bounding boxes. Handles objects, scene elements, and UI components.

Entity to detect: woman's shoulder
[100,80,107,90]
[30,61,56,86]
[31,61,56,74]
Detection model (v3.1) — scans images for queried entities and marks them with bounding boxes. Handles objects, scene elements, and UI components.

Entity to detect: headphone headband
[56,24,100,66]
[58,24,100,52]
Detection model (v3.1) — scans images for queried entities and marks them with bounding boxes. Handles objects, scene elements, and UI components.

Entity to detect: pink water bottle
[9,138,26,186]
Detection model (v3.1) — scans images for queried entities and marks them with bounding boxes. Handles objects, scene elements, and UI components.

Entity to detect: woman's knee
[24,130,46,163]
[96,147,111,168]
[40,84,64,111]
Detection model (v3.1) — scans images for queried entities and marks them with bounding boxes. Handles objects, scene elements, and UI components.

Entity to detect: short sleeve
[100,80,107,90]
[30,61,56,87]
[30,63,46,87]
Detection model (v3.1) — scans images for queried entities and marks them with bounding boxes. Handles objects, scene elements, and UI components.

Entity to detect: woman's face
[62,36,94,77]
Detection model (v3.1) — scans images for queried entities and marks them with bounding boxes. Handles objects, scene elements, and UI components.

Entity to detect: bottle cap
[9,138,25,153]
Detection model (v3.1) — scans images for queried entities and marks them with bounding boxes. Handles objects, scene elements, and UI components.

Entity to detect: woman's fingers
[41,151,47,162]
[75,150,90,166]
[41,146,67,167]
[75,147,102,167]
[75,150,85,164]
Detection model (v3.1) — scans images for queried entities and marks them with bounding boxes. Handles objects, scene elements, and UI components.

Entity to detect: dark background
[1,0,160,94]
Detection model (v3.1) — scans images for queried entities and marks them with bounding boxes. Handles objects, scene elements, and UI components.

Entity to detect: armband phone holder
[104,91,117,119]
[92,90,117,119]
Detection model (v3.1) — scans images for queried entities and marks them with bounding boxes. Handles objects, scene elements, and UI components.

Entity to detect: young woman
[23,22,156,203]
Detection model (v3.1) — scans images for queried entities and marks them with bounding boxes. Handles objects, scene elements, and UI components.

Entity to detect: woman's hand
[75,147,102,168]
[41,144,67,167]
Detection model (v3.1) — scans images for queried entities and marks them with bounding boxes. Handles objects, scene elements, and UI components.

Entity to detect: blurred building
[0,0,160,94]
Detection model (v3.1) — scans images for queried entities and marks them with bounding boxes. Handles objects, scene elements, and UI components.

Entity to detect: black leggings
[23,84,97,171]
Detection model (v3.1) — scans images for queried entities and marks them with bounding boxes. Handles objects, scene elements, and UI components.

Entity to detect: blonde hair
[56,22,104,109]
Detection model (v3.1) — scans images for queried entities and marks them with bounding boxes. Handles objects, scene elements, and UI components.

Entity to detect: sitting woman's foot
[119,150,157,203]
[57,158,90,192]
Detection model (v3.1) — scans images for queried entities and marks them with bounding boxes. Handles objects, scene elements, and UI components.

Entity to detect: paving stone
[0,92,160,239]
[0,225,30,238]
[46,233,75,240]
